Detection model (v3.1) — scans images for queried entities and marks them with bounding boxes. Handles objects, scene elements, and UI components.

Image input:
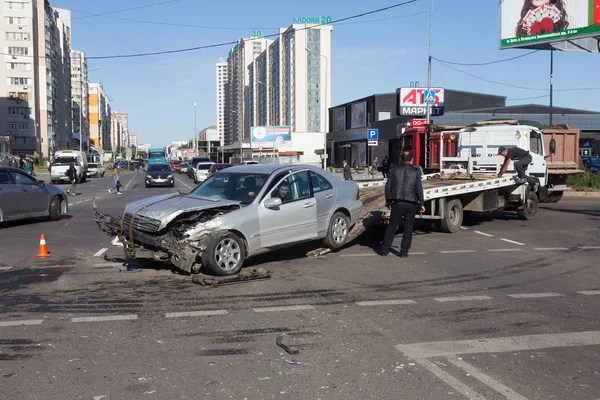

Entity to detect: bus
[147,148,167,165]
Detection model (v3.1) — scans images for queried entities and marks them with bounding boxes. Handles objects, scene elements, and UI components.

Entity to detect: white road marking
[0,319,43,327]
[460,226,468,230]
[439,250,478,254]
[487,248,523,252]
[68,203,74,206]
[577,290,600,295]
[579,246,600,250]
[533,247,569,251]
[174,177,192,189]
[253,305,314,313]
[474,230,494,237]
[0,267,13,271]
[124,173,137,190]
[395,330,600,359]
[508,293,564,299]
[500,238,525,246]
[165,310,229,318]
[84,198,92,202]
[448,357,528,400]
[340,253,377,257]
[75,201,83,204]
[111,237,123,247]
[92,262,125,268]
[409,252,428,255]
[29,264,76,269]
[93,248,108,257]
[72,315,138,323]
[356,300,416,306]
[412,358,487,400]
[434,295,493,303]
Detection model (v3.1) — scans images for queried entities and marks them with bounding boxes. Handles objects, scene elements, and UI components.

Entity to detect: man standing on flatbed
[497,146,532,184]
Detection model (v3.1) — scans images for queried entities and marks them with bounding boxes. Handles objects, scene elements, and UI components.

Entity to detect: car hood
[123,193,241,229]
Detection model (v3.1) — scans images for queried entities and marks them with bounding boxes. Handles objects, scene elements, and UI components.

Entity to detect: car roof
[222,164,325,175]
[197,161,215,165]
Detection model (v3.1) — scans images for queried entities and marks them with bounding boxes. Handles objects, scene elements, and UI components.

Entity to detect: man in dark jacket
[378,151,425,257]
[66,161,78,196]
[497,146,532,183]
[381,156,390,180]
[342,160,352,181]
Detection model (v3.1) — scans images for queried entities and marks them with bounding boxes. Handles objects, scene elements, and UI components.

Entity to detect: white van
[50,150,88,184]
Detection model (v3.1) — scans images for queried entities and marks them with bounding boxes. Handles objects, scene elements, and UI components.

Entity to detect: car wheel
[49,196,61,221]
[324,211,350,250]
[202,232,245,276]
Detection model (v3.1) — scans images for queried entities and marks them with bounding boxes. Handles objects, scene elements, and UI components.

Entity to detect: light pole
[78,63,99,154]
[305,48,328,170]
[193,103,197,154]
[257,80,275,160]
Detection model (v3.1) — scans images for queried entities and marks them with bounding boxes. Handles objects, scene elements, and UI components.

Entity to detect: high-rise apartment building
[215,62,227,145]
[224,37,271,145]
[0,0,72,157]
[110,112,121,154]
[71,50,89,151]
[247,24,332,134]
[113,112,129,149]
[89,82,110,153]
[129,133,137,149]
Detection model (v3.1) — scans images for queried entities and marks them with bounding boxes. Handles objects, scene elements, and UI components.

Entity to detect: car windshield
[53,157,77,166]
[148,164,171,172]
[89,163,97,168]
[190,172,269,205]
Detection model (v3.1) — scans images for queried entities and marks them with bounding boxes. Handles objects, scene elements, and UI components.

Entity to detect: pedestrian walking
[342,160,353,181]
[9,157,17,168]
[66,161,78,195]
[108,163,122,194]
[373,156,379,171]
[497,146,532,183]
[377,151,425,258]
[1,155,9,167]
[381,156,390,180]
[19,156,24,169]
[23,158,33,175]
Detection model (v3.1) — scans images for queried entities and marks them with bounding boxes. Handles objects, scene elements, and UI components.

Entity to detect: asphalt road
[1,171,599,400]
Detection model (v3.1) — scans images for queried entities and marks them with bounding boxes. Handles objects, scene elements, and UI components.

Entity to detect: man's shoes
[399,253,409,258]
[116,192,122,195]
[376,247,390,256]
[108,189,112,194]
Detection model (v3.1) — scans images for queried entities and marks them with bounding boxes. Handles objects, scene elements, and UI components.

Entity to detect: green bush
[567,172,600,191]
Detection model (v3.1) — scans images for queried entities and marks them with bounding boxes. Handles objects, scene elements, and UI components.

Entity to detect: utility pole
[549,50,554,127]
[424,0,439,171]
[193,102,197,153]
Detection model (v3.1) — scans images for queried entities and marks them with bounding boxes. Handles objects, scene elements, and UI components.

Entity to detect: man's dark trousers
[382,201,417,255]
[514,154,532,179]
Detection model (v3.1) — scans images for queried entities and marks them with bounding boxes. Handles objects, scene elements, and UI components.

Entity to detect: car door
[10,170,49,215]
[0,170,20,220]
[308,171,337,235]
[258,171,318,248]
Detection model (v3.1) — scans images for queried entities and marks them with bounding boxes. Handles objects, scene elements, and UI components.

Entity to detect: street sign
[423,90,436,103]
[368,140,378,146]
[409,119,433,127]
[367,129,379,140]
[396,88,445,116]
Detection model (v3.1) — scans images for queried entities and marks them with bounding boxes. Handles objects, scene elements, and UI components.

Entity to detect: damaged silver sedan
[94,164,362,276]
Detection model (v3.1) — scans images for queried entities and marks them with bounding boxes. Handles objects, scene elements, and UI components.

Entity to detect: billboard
[396,88,445,116]
[350,101,366,128]
[332,107,346,131]
[251,126,292,149]
[137,144,151,152]
[206,129,220,141]
[500,0,600,51]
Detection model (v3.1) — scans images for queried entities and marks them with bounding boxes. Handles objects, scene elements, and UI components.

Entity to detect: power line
[506,95,550,101]
[87,0,420,59]
[432,50,539,66]
[71,0,179,20]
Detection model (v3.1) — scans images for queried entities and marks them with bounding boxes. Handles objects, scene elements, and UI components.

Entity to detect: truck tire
[440,199,463,233]
[517,192,538,220]
[49,196,61,221]
[324,211,350,250]
[545,191,563,203]
[201,232,245,276]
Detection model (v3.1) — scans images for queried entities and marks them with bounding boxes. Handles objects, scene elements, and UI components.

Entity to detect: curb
[562,191,600,198]
[357,181,385,189]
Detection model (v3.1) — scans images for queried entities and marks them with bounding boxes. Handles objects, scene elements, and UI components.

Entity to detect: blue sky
[53,0,600,147]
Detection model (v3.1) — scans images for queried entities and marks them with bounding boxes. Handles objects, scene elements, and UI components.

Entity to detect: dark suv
[207,163,233,177]
[187,157,212,178]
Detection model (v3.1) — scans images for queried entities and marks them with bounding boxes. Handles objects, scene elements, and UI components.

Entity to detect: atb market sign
[396,88,445,117]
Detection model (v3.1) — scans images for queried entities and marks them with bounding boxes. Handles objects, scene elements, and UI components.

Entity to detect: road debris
[276,334,299,355]
[192,268,272,286]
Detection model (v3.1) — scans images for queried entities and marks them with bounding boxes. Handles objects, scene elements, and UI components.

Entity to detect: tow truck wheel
[517,192,538,220]
[440,199,463,233]
[202,232,246,276]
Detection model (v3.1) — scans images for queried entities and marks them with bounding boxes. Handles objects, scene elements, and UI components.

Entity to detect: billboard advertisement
[396,88,445,117]
[137,144,151,152]
[251,126,292,149]
[350,102,367,128]
[332,107,346,131]
[207,129,220,141]
[500,0,600,50]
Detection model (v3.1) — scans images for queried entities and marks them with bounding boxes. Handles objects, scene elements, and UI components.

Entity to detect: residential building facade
[70,49,88,151]
[224,37,270,145]
[110,112,121,154]
[113,112,129,150]
[0,0,72,157]
[88,82,110,153]
[129,133,137,149]
[216,61,227,145]
[247,24,332,134]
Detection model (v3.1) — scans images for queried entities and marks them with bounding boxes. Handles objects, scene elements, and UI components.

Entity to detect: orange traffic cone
[35,234,50,258]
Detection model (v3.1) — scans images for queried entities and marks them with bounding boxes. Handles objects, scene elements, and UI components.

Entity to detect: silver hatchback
[0,167,68,222]
[95,165,362,276]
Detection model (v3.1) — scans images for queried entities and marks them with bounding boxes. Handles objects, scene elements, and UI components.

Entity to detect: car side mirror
[264,197,282,209]
[37,180,45,187]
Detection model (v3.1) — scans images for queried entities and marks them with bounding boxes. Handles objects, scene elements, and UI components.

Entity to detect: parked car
[582,156,600,173]
[187,157,212,179]
[179,162,189,174]
[194,162,215,183]
[207,163,233,178]
[87,163,106,178]
[94,164,362,276]
[145,163,174,188]
[0,167,68,222]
